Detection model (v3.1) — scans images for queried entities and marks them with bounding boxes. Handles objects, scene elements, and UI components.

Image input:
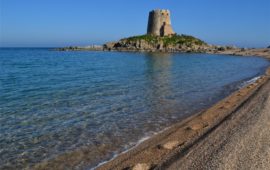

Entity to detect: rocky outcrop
[56,35,244,54]
[56,45,103,51]
[104,39,157,51]
[103,34,212,53]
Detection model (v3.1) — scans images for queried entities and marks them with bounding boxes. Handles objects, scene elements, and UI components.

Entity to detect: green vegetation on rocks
[123,34,206,47]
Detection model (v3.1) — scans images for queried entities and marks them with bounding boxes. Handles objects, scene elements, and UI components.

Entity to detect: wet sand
[97,49,270,170]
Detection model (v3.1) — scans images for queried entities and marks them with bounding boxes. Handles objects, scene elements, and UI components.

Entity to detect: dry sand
[97,48,270,170]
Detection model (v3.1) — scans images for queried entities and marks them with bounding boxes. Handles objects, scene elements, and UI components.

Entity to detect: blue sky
[0,0,269,47]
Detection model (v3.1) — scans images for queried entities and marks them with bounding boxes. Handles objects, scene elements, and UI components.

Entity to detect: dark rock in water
[267,45,270,48]
[217,46,226,51]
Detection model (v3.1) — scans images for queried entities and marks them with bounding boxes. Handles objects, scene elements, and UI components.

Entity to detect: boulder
[163,141,181,150]
[104,42,116,50]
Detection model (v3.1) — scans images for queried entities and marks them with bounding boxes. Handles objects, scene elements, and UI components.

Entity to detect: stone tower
[147,9,175,37]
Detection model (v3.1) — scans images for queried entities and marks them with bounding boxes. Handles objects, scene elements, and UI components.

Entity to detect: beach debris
[190,122,208,131]
[162,140,185,150]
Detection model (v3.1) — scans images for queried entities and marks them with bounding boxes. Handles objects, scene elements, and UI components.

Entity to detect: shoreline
[95,49,270,170]
[31,49,270,170]
[167,63,270,169]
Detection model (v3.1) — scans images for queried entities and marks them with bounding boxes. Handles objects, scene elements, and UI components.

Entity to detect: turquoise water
[0,48,269,169]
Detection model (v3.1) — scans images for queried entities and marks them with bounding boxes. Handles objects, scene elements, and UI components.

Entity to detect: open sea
[0,48,269,169]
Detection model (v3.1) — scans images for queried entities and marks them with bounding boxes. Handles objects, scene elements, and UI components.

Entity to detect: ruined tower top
[147,9,175,37]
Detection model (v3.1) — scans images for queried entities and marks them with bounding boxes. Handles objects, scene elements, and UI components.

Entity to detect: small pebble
[133,163,151,170]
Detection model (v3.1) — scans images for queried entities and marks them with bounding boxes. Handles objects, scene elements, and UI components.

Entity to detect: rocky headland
[56,36,270,61]
[56,34,208,52]
[56,8,269,57]
[103,34,210,52]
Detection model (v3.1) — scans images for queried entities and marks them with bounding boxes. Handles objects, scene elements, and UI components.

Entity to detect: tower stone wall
[147,9,175,36]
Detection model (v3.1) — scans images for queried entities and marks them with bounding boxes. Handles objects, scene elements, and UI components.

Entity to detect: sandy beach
[97,48,270,170]
[168,65,270,170]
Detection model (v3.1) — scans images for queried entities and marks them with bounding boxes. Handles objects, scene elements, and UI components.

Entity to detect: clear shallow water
[0,48,269,169]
